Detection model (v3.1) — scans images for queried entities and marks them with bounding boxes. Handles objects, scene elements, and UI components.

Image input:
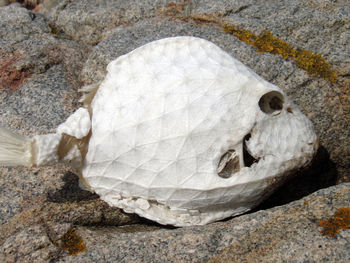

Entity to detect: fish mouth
[217,133,259,179]
[242,133,260,167]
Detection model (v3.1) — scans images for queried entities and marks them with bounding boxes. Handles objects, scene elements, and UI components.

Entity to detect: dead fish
[0,37,318,226]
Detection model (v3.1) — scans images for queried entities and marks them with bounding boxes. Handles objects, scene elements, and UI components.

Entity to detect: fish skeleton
[0,37,318,226]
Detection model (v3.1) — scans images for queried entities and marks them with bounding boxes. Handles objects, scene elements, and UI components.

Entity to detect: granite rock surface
[0,0,349,262]
[0,4,85,227]
[1,183,349,262]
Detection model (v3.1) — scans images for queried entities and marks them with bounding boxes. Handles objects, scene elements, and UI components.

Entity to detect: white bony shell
[57,108,91,139]
[30,108,91,167]
[80,37,318,226]
[0,37,318,227]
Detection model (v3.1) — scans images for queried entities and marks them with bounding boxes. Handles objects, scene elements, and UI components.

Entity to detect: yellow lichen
[318,207,350,237]
[295,49,337,82]
[222,24,337,82]
[56,228,87,256]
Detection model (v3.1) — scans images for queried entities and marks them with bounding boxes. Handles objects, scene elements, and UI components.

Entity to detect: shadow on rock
[253,145,338,211]
[47,171,99,203]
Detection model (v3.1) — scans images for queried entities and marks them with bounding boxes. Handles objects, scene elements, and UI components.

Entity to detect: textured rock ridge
[0,0,349,262]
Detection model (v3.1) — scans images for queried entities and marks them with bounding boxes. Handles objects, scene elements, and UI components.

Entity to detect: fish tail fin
[0,126,33,167]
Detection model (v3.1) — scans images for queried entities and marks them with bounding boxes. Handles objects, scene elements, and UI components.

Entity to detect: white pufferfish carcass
[0,37,318,226]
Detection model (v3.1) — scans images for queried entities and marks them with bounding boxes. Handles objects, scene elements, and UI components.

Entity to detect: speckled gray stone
[0,0,9,7]
[2,184,347,262]
[0,5,88,226]
[0,1,349,262]
[39,0,175,45]
[0,5,87,132]
[0,5,138,231]
[65,183,349,262]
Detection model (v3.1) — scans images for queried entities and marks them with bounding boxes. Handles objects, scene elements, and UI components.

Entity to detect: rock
[7,0,43,9]
[0,0,349,262]
[0,0,9,7]
[0,4,86,226]
[0,224,61,263]
[0,4,87,132]
[1,184,348,262]
[0,198,140,245]
[39,0,175,45]
[0,5,136,231]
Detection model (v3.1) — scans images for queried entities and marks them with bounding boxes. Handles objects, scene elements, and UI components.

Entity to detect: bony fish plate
[0,37,318,226]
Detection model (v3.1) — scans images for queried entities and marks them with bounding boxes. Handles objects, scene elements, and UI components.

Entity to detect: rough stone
[0,4,87,227]
[7,0,44,9]
[0,4,138,232]
[1,184,348,262]
[0,4,87,132]
[0,0,9,7]
[63,183,350,262]
[0,224,61,263]
[0,0,349,262]
[0,196,140,244]
[39,0,175,45]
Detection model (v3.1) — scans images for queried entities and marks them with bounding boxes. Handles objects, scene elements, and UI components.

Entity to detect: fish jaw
[245,105,318,171]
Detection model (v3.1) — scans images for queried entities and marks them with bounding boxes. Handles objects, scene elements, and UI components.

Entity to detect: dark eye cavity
[259,91,284,115]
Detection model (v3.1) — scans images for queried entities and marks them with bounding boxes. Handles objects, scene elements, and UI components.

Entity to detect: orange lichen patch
[222,25,337,82]
[253,31,296,59]
[318,207,350,237]
[55,228,87,256]
[0,54,30,92]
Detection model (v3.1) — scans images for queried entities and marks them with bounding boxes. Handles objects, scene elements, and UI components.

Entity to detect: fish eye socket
[259,91,284,115]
